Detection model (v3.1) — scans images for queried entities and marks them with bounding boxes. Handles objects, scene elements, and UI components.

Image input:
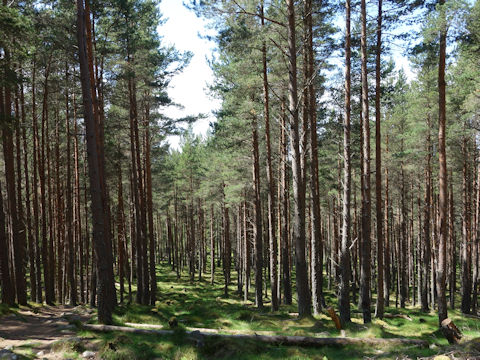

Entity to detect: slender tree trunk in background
[2,51,27,305]
[39,57,55,305]
[117,166,126,303]
[374,0,384,319]
[0,182,14,305]
[20,80,37,303]
[384,135,390,306]
[287,0,311,318]
[223,202,231,297]
[421,115,432,312]
[400,163,407,308]
[461,136,472,314]
[339,0,352,326]
[129,74,144,304]
[31,59,43,304]
[73,98,85,303]
[360,0,372,324]
[243,199,250,302]
[66,71,77,306]
[473,154,480,313]
[252,109,263,307]
[54,109,64,304]
[279,101,292,306]
[210,205,215,285]
[14,86,28,304]
[46,95,55,304]
[188,204,195,282]
[449,171,456,309]
[305,0,324,315]
[437,0,448,324]
[145,100,156,305]
[260,2,278,312]
[76,0,115,323]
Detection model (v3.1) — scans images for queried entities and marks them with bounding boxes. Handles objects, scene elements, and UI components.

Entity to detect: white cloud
[158,0,220,150]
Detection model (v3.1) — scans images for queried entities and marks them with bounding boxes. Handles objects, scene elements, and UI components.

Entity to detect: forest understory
[1,263,480,360]
[2,0,480,359]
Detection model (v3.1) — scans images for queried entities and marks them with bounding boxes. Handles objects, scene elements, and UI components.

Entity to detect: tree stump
[440,318,462,344]
[327,307,342,330]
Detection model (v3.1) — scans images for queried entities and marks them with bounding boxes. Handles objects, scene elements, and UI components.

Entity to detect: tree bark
[287,0,311,317]
[436,0,448,325]
[360,0,372,324]
[76,0,115,323]
[374,0,384,319]
[339,0,352,326]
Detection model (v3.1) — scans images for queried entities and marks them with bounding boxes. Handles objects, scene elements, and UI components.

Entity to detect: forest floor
[1,264,480,359]
[0,304,94,359]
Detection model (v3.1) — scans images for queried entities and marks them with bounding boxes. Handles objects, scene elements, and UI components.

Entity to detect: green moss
[77,263,480,360]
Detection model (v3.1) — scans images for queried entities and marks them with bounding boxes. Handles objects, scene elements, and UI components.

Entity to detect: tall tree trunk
[461,136,472,313]
[421,115,432,312]
[76,0,115,323]
[287,0,311,317]
[279,101,292,305]
[339,0,352,326]
[374,0,384,319]
[305,0,324,315]
[0,179,14,305]
[66,68,77,306]
[14,85,29,304]
[2,50,27,305]
[117,166,126,303]
[449,171,456,309]
[384,134,390,306]
[20,80,37,303]
[360,0,372,324]
[252,110,263,308]
[260,2,278,312]
[210,205,215,285]
[145,99,156,305]
[436,0,448,325]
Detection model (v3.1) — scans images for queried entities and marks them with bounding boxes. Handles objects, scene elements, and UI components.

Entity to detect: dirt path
[0,305,93,359]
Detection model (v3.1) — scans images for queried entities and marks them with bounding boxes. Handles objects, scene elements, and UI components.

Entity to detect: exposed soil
[0,305,93,359]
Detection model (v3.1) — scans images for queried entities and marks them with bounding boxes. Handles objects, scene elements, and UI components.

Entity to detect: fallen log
[81,323,428,348]
[125,322,277,336]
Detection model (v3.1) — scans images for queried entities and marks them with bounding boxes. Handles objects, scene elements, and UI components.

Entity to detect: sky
[158,0,220,150]
[157,1,417,150]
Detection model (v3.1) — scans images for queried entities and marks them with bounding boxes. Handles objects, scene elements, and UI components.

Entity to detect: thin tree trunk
[437,0,448,325]
[461,136,472,314]
[260,2,278,312]
[287,0,311,317]
[360,0,372,324]
[339,0,352,326]
[374,0,384,319]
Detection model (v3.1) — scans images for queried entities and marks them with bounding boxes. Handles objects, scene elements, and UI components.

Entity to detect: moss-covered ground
[75,263,480,360]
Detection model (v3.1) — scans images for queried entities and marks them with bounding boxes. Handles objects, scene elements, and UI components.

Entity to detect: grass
[75,262,480,359]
